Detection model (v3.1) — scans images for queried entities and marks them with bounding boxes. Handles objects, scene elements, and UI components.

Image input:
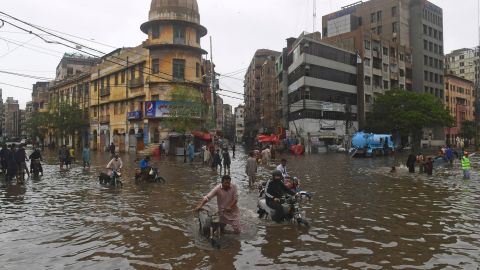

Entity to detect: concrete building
[32,82,50,113]
[244,49,281,143]
[222,104,234,141]
[215,95,224,133]
[0,89,4,139]
[22,102,34,139]
[322,28,412,127]
[56,53,98,81]
[275,38,297,131]
[444,75,475,145]
[322,0,445,142]
[234,105,245,143]
[49,72,92,149]
[287,32,358,146]
[4,97,20,140]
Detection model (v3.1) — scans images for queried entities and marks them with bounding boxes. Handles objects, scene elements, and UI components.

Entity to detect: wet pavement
[1,148,480,269]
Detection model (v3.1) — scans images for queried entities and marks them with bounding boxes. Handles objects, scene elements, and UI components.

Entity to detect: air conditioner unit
[304,42,310,48]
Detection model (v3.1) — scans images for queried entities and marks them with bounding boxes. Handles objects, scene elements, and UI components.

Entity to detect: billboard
[144,101,202,119]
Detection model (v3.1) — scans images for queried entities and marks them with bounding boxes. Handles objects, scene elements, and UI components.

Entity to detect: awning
[257,134,280,143]
[192,131,212,141]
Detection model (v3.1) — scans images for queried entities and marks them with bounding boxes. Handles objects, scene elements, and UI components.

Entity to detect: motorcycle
[99,169,123,188]
[31,159,42,177]
[258,182,311,227]
[135,167,166,183]
[197,207,222,249]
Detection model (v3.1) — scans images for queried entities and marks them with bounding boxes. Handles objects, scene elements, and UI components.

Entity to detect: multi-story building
[215,95,224,132]
[39,0,210,153]
[445,47,480,143]
[234,105,245,143]
[275,38,297,131]
[222,104,234,141]
[32,82,50,113]
[444,74,475,144]
[244,49,280,143]
[22,102,34,139]
[55,53,98,81]
[322,28,412,127]
[49,71,92,148]
[287,32,358,145]
[0,88,4,139]
[4,97,20,140]
[322,0,445,141]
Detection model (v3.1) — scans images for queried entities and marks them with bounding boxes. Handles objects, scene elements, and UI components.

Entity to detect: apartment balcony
[129,77,144,88]
[99,115,110,124]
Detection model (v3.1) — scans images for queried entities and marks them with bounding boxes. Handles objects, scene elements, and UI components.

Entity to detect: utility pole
[125,56,129,153]
[313,0,317,32]
[210,36,216,133]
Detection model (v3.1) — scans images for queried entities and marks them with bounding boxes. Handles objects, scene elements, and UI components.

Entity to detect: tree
[55,102,88,146]
[163,85,207,162]
[366,90,454,152]
[26,112,51,144]
[460,120,475,144]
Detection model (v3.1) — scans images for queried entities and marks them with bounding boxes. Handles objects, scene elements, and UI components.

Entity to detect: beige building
[234,105,245,143]
[244,49,280,142]
[444,75,475,144]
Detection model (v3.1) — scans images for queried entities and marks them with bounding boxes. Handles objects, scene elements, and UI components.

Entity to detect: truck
[350,132,395,157]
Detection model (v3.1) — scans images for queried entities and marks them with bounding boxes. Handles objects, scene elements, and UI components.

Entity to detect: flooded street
[1,148,480,269]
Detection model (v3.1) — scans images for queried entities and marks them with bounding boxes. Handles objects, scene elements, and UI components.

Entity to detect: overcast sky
[0,0,478,109]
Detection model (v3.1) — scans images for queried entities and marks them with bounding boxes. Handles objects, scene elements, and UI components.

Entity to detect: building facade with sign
[287,32,358,146]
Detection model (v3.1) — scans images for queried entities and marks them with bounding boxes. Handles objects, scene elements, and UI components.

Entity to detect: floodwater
[1,148,480,269]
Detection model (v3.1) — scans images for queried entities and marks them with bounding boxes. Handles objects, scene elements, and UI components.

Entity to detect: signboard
[145,101,202,119]
[127,111,142,120]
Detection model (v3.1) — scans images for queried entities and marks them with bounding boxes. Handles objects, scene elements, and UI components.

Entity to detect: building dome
[148,0,200,25]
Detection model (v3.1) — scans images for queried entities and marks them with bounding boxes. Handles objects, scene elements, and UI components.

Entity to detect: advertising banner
[144,101,202,119]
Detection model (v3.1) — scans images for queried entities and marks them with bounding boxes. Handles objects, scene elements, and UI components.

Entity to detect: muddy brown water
[1,148,479,269]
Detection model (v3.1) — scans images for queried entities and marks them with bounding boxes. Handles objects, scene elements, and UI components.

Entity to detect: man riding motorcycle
[137,156,152,181]
[106,154,123,176]
[266,170,297,223]
[29,148,43,176]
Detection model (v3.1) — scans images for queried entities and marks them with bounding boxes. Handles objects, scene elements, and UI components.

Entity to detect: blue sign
[145,101,156,118]
[127,111,142,120]
[144,100,202,118]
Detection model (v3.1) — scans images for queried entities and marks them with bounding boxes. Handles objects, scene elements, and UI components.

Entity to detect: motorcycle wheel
[155,176,166,183]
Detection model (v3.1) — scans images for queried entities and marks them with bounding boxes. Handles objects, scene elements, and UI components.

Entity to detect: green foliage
[163,86,206,134]
[460,120,476,140]
[366,90,454,150]
[27,102,87,141]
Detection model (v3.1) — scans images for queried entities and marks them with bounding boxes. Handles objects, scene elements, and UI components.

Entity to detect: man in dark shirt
[29,148,43,175]
[265,170,296,222]
[0,144,8,174]
[15,144,29,178]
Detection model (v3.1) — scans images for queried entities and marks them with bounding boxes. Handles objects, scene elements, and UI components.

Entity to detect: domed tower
[141,0,207,88]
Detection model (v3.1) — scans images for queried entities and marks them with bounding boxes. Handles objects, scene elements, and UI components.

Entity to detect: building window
[434,44,438,54]
[383,63,388,72]
[433,29,438,39]
[392,6,397,17]
[377,11,382,21]
[430,72,433,82]
[428,27,432,36]
[460,69,465,74]
[439,46,443,55]
[152,25,160,39]
[173,59,185,81]
[365,40,370,50]
[424,40,428,50]
[429,57,433,67]
[423,24,427,35]
[392,22,398,33]
[130,67,136,80]
[383,47,388,55]
[424,55,428,65]
[399,53,404,61]
[439,31,443,41]
[364,58,371,67]
[365,76,371,85]
[152,58,159,74]
[173,26,186,44]
[383,80,389,89]
[429,42,433,52]
[196,63,200,77]
[370,13,376,23]
[400,69,405,77]
[377,26,382,35]
[121,71,125,83]
[434,59,438,68]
